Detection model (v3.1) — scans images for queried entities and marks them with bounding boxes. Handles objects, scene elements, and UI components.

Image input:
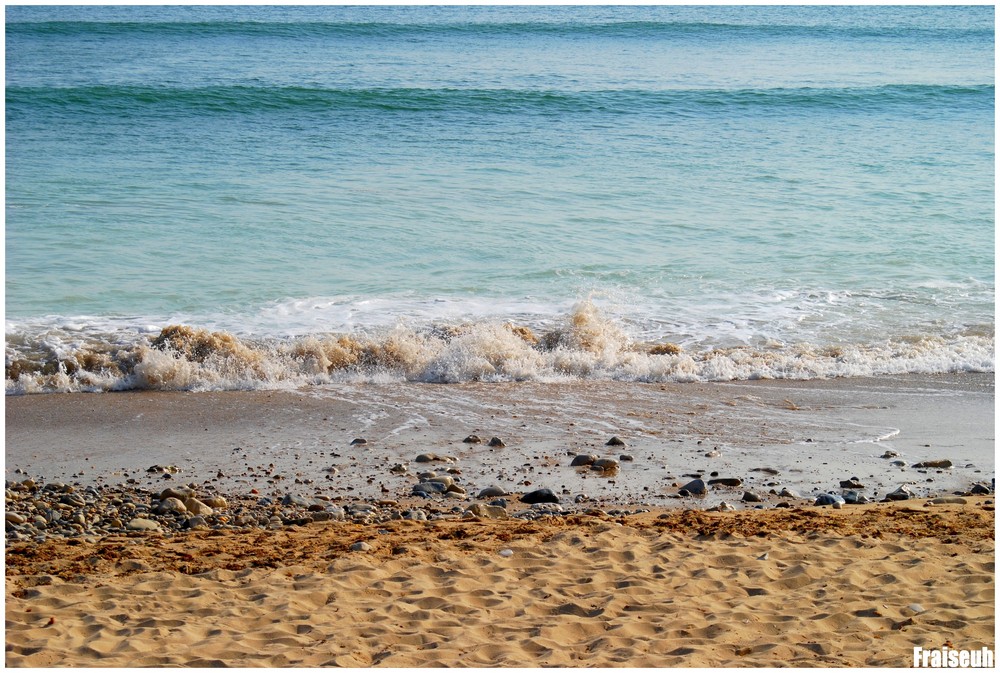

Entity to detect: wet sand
[6,373,994,506]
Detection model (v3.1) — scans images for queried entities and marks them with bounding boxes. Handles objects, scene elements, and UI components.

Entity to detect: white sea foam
[5,300,994,394]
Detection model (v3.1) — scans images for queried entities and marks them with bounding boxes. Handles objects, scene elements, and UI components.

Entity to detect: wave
[7,84,993,117]
[7,19,993,42]
[6,301,994,394]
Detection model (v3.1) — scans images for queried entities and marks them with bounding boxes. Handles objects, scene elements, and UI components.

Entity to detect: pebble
[414,453,455,463]
[619,454,634,462]
[970,483,992,495]
[708,501,735,512]
[498,549,514,558]
[680,479,707,496]
[930,496,967,505]
[350,438,369,446]
[389,463,409,474]
[6,512,27,525]
[606,436,626,447]
[885,485,914,501]
[570,454,597,467]
[912,459,953,469]
[520,488,560,504]
[814,493,846,506]
[350,541,372,552]
[463,503,509,520]
[477,486,508,498]
[778,487,800,498]
[487,437,506,447]
[742,491,762,503]
[126,518,161,532]
[881,450,900,459]
[707,478,743,487]
[592,458,620,471]
[463,435,483,444]
[155,497,188,515]
[839,478,864,489]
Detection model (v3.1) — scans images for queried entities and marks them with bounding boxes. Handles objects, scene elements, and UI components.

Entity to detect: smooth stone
[707,478,743,487]
[970,483,992,495]
[592,458,620,471]
[201,495,227,509]
[606,436,626,446]
[351,541,372,552]
[709,501,735,512]
[843,491,871,504]
[930,496,967,505]
[570,454,597,467]
[402,509,427,521]
[155,497,188,515]
[839,478,865,489]
[6,512,26,525]
[59,493,86,508]
[881,450,900,459]
[487,437,506,447]
[778,487,800,498]
[446,484,467,495]
[413,481,448,495]
[912,459,953,469]
[498,549,514,558]
[521,488,560,504]
[183,498,214,517]
[908,603,926,614]
[477,486,508,498]
[890,460,907,467]
[463,435,483,444]
[350,438,369,445]
[159,486,196,501]
[464,503,510,520]
[814,493,846,506]
[281,493,312,507]
[126,518,161,532]
[680,479,707,496]
[426,475,454,488]
[619,454,635,462]
[742,491,763,503]
[185,515,209,529]
[488,498,508,508]
[389,463,409,474]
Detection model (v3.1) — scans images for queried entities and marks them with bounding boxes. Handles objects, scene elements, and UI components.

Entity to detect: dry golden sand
[6,499,995,667]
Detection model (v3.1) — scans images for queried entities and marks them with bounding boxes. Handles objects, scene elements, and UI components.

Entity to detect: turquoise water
[5,6,995,391]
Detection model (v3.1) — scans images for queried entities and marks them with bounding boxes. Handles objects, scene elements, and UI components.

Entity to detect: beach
[6,6,994,668]
[5,373,995,667]
[5,496,995,667]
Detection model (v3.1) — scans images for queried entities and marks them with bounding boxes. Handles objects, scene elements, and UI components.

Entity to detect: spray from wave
[5,300,993,394]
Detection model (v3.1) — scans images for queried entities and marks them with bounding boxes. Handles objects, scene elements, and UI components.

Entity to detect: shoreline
[6,372,994,511]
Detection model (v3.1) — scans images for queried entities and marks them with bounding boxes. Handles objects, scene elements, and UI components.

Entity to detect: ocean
[5,5,995,393]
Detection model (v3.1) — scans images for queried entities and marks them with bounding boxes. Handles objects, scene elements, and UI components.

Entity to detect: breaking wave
[5,301,993,394]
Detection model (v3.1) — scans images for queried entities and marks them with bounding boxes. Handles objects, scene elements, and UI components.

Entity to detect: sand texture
[6,499,994,668]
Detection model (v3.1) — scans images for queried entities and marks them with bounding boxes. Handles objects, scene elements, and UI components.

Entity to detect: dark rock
[487,437,506,447]
[970,483,992,495]
[840,478,865,489]
[680,479,707,496]
[463,435,483,444]
[350,438,368,446]
[742,491,762,503]
[707,478,743,487]
[570,454,597,467]
[606,436,626,447]
[814,493,846,506]
[521,488,560,504]
[885,485,913,501]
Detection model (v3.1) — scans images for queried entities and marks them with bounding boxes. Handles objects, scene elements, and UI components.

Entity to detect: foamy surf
[5,301,993,394]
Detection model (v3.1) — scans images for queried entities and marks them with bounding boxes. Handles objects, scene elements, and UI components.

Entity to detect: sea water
[5,6,995,392]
